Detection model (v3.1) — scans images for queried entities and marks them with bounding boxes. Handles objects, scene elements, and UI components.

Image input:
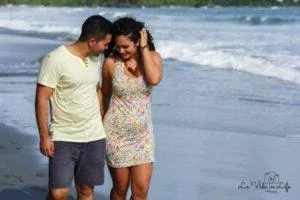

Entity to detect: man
[35,15,112,200]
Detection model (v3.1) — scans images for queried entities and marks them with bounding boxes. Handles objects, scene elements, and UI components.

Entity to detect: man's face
[89,34,112,56]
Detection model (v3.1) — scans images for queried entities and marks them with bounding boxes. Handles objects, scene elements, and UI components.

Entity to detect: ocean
[0,5,300,200]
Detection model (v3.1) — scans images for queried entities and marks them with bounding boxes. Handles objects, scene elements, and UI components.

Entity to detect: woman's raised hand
[139,28,148,48]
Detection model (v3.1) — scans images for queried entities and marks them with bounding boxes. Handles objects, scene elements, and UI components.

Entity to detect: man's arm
[35,83,54,157]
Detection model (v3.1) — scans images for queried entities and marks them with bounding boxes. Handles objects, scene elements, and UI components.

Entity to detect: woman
[101,17,163,200]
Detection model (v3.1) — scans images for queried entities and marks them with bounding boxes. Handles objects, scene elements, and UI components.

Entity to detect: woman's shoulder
[103,56,120,77]
[104,56,117,65]
[149,51,162,63]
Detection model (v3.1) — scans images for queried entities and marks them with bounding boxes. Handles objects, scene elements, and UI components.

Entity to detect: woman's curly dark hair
[104,17,155,58]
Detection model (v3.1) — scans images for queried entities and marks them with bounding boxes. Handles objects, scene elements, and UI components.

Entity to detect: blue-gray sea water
[0,5,300,200]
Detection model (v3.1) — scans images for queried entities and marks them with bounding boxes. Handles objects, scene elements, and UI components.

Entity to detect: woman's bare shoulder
[103,56,118,76]
[150,51,162,64]
[104,56,117,66]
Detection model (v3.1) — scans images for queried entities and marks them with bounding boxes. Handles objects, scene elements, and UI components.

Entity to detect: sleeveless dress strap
[113,60,124,78]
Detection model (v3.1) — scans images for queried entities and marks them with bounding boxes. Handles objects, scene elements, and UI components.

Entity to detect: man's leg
[74,139,106,199]
[76,185,94,200]
[47,188,70,200]
[48,141,79,200]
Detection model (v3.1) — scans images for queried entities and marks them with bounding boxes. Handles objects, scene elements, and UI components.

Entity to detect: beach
[0,123,49,199]
[1,5,300,200]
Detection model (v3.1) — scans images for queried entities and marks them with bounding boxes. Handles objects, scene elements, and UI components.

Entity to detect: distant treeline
[0,0,299,7]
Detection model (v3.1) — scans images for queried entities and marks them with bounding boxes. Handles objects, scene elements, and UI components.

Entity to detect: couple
[35,15,163,200]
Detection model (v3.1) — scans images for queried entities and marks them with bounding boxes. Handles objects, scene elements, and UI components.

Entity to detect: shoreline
[0,123,49,199]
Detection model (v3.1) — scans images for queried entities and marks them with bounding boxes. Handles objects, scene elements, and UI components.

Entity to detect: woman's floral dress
[103,60,155,168]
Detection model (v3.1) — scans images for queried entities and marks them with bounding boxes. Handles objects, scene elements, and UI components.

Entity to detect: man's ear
[88,37,97,46]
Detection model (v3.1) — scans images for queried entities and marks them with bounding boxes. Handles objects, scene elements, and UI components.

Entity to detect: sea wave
[0,10,129,37]
[1,5,299,84]
[0,72,38,77]
[98,11,129,19]
[237,15,295,25]
[204,15,297,25]
[1,36,300,85]
[0,27,76,41]
[157,41,300,84]
[0,61,39,77]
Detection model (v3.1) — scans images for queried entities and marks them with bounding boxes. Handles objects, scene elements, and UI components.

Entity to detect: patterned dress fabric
[103,60,155,168]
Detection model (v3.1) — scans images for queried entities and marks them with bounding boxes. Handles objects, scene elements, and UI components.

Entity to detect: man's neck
[66,41,89,60]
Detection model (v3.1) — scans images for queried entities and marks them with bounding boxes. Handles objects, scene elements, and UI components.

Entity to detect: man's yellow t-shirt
[37,45,106,142]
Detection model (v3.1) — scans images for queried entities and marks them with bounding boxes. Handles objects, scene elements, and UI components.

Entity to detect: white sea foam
[0,19,80,35]
[158,40,300,84]
[98,11,129,19]
[112,12,128,19]
[72,7,87,12]
[271,6,280,10]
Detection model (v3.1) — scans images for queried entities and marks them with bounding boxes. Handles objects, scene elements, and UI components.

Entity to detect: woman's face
[115,35,138,60]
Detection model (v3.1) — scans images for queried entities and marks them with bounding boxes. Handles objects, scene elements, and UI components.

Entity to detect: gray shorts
[49,139,106,189]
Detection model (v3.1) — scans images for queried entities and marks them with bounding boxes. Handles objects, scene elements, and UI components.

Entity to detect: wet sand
[0,123,49,199]
[0,123,110,200]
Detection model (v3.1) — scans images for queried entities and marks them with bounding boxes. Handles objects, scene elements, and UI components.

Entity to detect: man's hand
[40,137,54,157]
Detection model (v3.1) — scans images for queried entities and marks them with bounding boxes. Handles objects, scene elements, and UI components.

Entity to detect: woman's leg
[130,163,153,200]
[108,166,130,200]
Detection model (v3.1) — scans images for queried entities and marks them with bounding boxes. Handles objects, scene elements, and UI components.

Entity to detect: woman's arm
[140,28,163,86]
[101,57,114,117]
[97,84,104,117]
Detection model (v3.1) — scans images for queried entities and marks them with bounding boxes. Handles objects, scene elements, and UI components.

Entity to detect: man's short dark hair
[79,15,112,41]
